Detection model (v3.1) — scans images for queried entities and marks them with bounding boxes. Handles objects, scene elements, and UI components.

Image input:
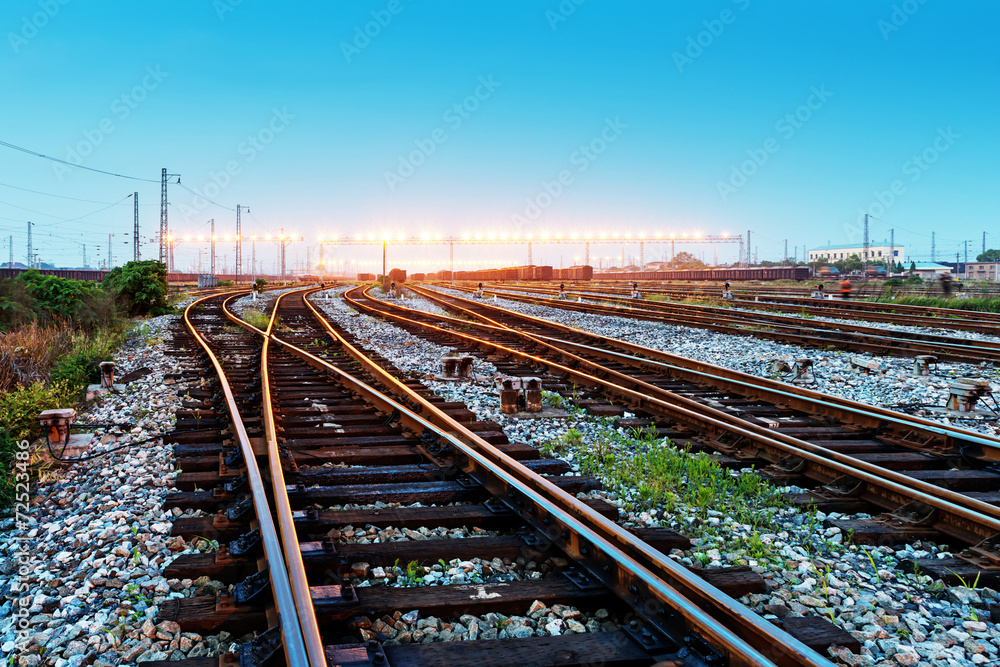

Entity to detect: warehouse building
[808,242,904,265]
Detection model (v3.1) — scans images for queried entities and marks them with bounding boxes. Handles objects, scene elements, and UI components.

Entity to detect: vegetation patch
[542,424,790,565]
[876,295,1000,312]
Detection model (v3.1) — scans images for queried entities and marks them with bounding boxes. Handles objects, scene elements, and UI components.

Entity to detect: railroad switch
[86,362,125,400]
[99,361,116,388]
[792,358,814,383]
[38,408,76,447]
[849,357,881,375]
[946,378,995,414]
[499,376,544,414]
[913,355,937,376]
[439,355,475,380]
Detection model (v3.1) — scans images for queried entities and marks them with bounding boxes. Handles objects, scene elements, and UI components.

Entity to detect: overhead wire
[0,139,159,183]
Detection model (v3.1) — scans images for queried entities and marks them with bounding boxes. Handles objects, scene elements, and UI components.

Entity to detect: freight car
[599,266,809,282]
[0,267,109,282]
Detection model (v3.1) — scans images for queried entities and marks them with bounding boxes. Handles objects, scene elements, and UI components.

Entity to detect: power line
[0,139,158,183]
[0,180,133,205]
[0,194,132,227]
[176,181,235,211]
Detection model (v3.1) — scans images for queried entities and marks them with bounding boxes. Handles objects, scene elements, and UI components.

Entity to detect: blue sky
[1,1,997,272]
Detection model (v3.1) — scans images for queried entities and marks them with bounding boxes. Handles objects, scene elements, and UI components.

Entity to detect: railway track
[149,288,841,667]
[342,283,1000,584]
[442,283,1000,364]
[496,282,1000,335]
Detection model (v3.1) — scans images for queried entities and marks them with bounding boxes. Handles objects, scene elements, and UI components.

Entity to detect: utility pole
[108,233,112,269]
[931,232,936,263]
[8,235,13,268]
[251,235,256,284]
[783,239,788,265]
[984,231,987,255]
[210,219,216,275]
[889,229,895,273]
[235,205,247,285]
[862,213,870,273]
[159,168,180,270]
[382,241,386,281]
[82,244,86,268]
[964,240,968,279]
[26,221,32,267]
[133,192,140,261]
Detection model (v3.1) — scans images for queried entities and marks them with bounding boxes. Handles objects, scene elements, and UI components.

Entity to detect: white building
[808,241,905,265]
[911,262,951,278]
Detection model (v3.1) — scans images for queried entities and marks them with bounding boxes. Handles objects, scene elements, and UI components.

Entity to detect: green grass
[870,295,1000,312]
[243,309,272,330]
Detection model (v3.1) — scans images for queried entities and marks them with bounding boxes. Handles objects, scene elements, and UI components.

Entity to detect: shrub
[254,278,267,289]
[102,260,170,316]
[243,309,271,330]
[0,380,78,507]
[0,270,114,331]
[218,280,235,287]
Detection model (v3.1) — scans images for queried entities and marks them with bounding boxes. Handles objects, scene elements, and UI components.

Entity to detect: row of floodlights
[168,231,729,243]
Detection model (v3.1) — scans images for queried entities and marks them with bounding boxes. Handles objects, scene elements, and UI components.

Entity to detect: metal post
[82,244,86,268]
[210,220,216,275]
[281,231,287,279]
[784,239,788,265]
[964,240,968,279]
[639,240,644,268]
[251,237,256,285]
[931,231,936,262]
[863,213,869,273]
[746,230,751,266]
[26,221,32,267]
[449,240,454,283]
[235,205,242,285]
[159,168,168,266]
[9,235,13,268]
[671,239,675,264]
[108,233,112,269]
[890,229,894,273]
[133,192,139,261]
[585,241,589,267]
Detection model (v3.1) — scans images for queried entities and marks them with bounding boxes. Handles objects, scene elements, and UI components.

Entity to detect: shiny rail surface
[235,286,836,667]
[347,284,1000,552]
[445,283,1000,364]
[488,282,1000,333]
[183,293,312,667]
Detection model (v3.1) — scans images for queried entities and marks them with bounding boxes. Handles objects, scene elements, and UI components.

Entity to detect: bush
[254,278,267,289]
[102,260,170,316]
[218,280,235,287]
[0,380,78,507]
[0,270,114,331]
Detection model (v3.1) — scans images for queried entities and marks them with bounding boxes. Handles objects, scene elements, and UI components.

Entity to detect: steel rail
[586,281,1000,324]
[459,284,1000,363]
[489,282,1000,333]
[422,284,1000,464]
[246,292,328,666]
[183,294,310,667]
[353,285,1000,546]
[236,287,833,667]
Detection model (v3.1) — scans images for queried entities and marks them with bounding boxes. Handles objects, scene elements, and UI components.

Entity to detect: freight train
[0,267,109,281]
[597,266,810,282]
[417,265,807,282]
